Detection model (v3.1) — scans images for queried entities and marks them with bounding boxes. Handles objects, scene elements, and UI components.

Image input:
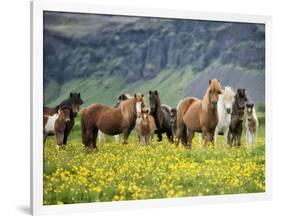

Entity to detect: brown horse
[43,106,71,147]
[176,79,223,148]
[80,93,145,148]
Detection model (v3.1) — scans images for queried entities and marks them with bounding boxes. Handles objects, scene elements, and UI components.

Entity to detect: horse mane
[120,97,135,125]
[223,86,235,100]
[202,87,211,111]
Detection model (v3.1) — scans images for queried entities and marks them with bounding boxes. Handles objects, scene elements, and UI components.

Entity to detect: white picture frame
[31,0,272,215]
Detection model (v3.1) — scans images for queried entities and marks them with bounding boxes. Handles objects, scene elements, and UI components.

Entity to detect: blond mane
[120,97,135,125]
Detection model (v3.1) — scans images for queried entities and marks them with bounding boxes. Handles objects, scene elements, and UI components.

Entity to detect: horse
[80,93,145,149]
[43,92,84,145]
[98,93,132,144]
[149,90,174,142]
[176,79,223,148]
[136,107,156,145]
[227,88,248,147]
[43,106,71,147]
[214,86,235,143]
[245,102,259,145]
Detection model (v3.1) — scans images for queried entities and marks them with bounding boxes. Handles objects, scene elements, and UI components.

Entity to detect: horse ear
[209,80,211,85]
[155,90,158,95]
[134,93,137,98]
[78,93,80,97]
[70,92,73,97]
[141,94,144,98]
[149,90,152,95]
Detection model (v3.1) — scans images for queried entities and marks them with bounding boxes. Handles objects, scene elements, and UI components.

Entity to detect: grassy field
[43,114,265,205]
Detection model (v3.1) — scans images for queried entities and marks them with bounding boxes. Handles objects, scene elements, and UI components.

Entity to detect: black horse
[149,90,174,142]
[43,92,84,145]
[228,88,248,147]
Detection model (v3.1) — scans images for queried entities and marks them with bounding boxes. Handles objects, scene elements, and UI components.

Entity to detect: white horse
[245,102,259,145]
[214,86,235,144]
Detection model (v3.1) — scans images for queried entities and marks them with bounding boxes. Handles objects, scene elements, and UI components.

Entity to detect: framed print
[31,0,272,215]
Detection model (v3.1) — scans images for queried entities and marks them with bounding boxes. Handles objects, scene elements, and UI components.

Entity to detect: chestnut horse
[80,93,145,149]
[176,79,223,148]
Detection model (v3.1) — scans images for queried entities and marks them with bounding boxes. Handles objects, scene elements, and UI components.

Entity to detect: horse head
[246,102,254,120]
[59,105,72,122]
[134,93,145,116]
[140,107,150,125]
[149,90,161,114]
[69,92,84,116]
[208,79,223,108]
[221,86,235,114]
[235,88,248,109]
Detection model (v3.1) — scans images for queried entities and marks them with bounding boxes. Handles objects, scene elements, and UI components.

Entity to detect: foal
[245,102,259,145]
[43,106,71,147]
[136,108,156,145]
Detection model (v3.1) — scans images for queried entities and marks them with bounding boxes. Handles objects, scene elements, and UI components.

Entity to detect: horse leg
[91,129,98,149]
[207,130,215,146]
[186,129,194,149]
[145,135,149,145]
[176,123,186,146]
[63,121,74,145]
[157,132,162,142]
[55,131,64,149]
[224,128,229,146]
[122,129,131,145]
[166,130,173,143]
[214,127,219,144]
[246,130,249,145]
[237,129,242,147]
[253,132,257,144]
[114,135,120,144]
[227,130,232,147]
[202,128,208,147]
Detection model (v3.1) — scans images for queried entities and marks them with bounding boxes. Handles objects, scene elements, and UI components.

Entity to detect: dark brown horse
[80,93,145,149]
[149,90,174,142]
[176,79,223,148]
[227,88,248,147]
[44,92,83,145]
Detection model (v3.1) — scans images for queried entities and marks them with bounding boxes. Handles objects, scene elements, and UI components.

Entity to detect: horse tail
[80,108,87,145]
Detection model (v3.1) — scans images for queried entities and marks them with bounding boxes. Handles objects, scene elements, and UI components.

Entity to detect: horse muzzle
[226,108,231,114]
[212,101,217,108]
